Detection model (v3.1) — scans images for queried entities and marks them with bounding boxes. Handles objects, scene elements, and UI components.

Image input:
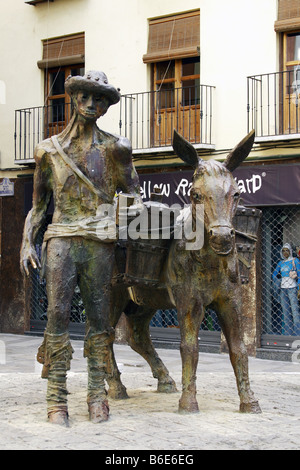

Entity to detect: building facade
[1,0,300,359]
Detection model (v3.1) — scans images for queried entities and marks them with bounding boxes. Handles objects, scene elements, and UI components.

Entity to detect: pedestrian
[272,243,300,335]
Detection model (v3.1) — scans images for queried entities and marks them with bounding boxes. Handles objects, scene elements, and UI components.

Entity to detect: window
[275,1,300,133]
[45,66,84,136]
[279,31,300,133]
[144,11,200,145]
[151,57,200,144]
[38,33,85,137]
[260,206,300,341]
[154,57,200,107]
[181,57,200,106]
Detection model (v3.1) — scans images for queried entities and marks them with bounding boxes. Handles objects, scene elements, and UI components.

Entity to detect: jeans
[280,288,300,336]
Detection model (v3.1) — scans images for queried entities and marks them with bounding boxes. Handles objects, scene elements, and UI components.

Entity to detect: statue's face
[74,91,110,121]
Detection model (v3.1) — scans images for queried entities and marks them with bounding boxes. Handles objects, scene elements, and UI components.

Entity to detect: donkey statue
[107,129,261,414]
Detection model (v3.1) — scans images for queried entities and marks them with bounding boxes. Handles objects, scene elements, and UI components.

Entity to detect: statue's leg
[106,290,129,400]
[39,238,77,426]
[125,304,177,393]
[106,341,129,400]
[83,330,114,422]
[37,331,74,426]
[175,291,204,413]
[79,241,115,423]
[214,295,261,413]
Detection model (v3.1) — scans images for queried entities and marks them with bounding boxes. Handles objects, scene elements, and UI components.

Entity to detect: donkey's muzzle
[208,225,235,255]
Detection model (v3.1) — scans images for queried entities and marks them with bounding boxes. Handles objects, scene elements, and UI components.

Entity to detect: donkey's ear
[172,130,199,169]
[223,130,255,172]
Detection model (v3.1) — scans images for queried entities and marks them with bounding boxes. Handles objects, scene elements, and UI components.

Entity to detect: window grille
[29,217,220,332]
[260,205,300,338]
[29,216,85,324]
[30,205,300,343]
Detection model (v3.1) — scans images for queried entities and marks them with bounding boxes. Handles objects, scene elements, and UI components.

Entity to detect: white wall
[199,0,278,150]
[0,0,279,172]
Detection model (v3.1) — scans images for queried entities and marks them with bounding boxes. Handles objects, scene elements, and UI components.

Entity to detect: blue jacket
[272,257,300,289]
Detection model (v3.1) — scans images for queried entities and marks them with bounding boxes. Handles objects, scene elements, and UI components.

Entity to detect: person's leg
[287,287,300,335]
[37,238,77,425]
[78,240,115,423]
[281,288,294,335]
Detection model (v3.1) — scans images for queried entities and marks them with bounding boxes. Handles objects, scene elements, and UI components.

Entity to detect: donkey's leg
[215,296,261,413]
[125,305,177,393]
[176,295,204,413]
[106,340,129,400]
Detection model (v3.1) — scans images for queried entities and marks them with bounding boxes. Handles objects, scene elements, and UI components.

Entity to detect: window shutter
[275,0,300,32]
[37,33,85,69]
[143,10,200,63]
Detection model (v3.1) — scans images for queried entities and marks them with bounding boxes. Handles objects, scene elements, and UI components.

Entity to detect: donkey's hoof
[88,400,110,423]
[48,410,69,427]
[240,400,262,414]
[178,396,199,414]
[157,379,178,394]
[108,384,129,400]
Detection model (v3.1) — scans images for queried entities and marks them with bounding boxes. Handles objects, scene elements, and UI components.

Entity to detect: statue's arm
[20,146,52,276]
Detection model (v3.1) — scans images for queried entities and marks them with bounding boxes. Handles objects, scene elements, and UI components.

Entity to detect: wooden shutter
[37,33,85,69]
[143,10,200,63]
[275,0,300,31]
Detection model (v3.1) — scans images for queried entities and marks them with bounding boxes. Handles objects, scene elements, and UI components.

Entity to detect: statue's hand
[20,244,41,277]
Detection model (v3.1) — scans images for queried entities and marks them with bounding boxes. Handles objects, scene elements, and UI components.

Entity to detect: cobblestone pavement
[0,333,299,451]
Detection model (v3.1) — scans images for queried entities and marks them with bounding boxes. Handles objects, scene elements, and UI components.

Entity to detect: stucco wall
[0,0,282,172]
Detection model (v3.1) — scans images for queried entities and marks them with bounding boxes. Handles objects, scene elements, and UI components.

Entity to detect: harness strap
[51,135,111,204]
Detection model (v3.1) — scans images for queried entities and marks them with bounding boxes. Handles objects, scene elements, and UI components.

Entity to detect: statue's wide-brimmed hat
[65,70,120,106]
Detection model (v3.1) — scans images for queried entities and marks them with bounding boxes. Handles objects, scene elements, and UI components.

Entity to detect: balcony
[14,84,215,163]
[247,70,300,142]
[119,85,215,154]
[14,101,73,164]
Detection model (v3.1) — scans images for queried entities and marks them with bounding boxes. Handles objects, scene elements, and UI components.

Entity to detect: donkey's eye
[233,192,240,200]
[192,191,202,201]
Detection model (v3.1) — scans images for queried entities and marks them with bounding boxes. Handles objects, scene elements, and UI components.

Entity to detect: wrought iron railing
[14,84,215,162]
[247,70,300,139]
[119,85,215,150]
[14,101,73,162]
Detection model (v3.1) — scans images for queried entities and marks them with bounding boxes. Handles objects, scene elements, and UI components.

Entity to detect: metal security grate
[30,216,85,324]
[29,218,220,332]
[260,206,300,339]
[31,207,300,342]
[150,307,220,332]
[30,269,86,324]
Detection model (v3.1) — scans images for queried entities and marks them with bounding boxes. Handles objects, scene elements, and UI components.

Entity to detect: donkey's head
[173,130,255,255]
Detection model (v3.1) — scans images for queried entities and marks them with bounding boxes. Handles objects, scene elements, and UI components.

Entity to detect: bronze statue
[20,71,140,426]
[107,130,261,415]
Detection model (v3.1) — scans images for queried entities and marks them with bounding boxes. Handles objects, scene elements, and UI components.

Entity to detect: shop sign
[139,164,300,206]
[0,178,14,197]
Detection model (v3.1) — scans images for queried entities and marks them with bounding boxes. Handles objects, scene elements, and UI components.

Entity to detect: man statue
[20,71,140,426]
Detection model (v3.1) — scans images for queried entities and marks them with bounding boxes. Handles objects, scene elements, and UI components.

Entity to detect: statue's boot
[37,331,73,426]
[84,330,114,423]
